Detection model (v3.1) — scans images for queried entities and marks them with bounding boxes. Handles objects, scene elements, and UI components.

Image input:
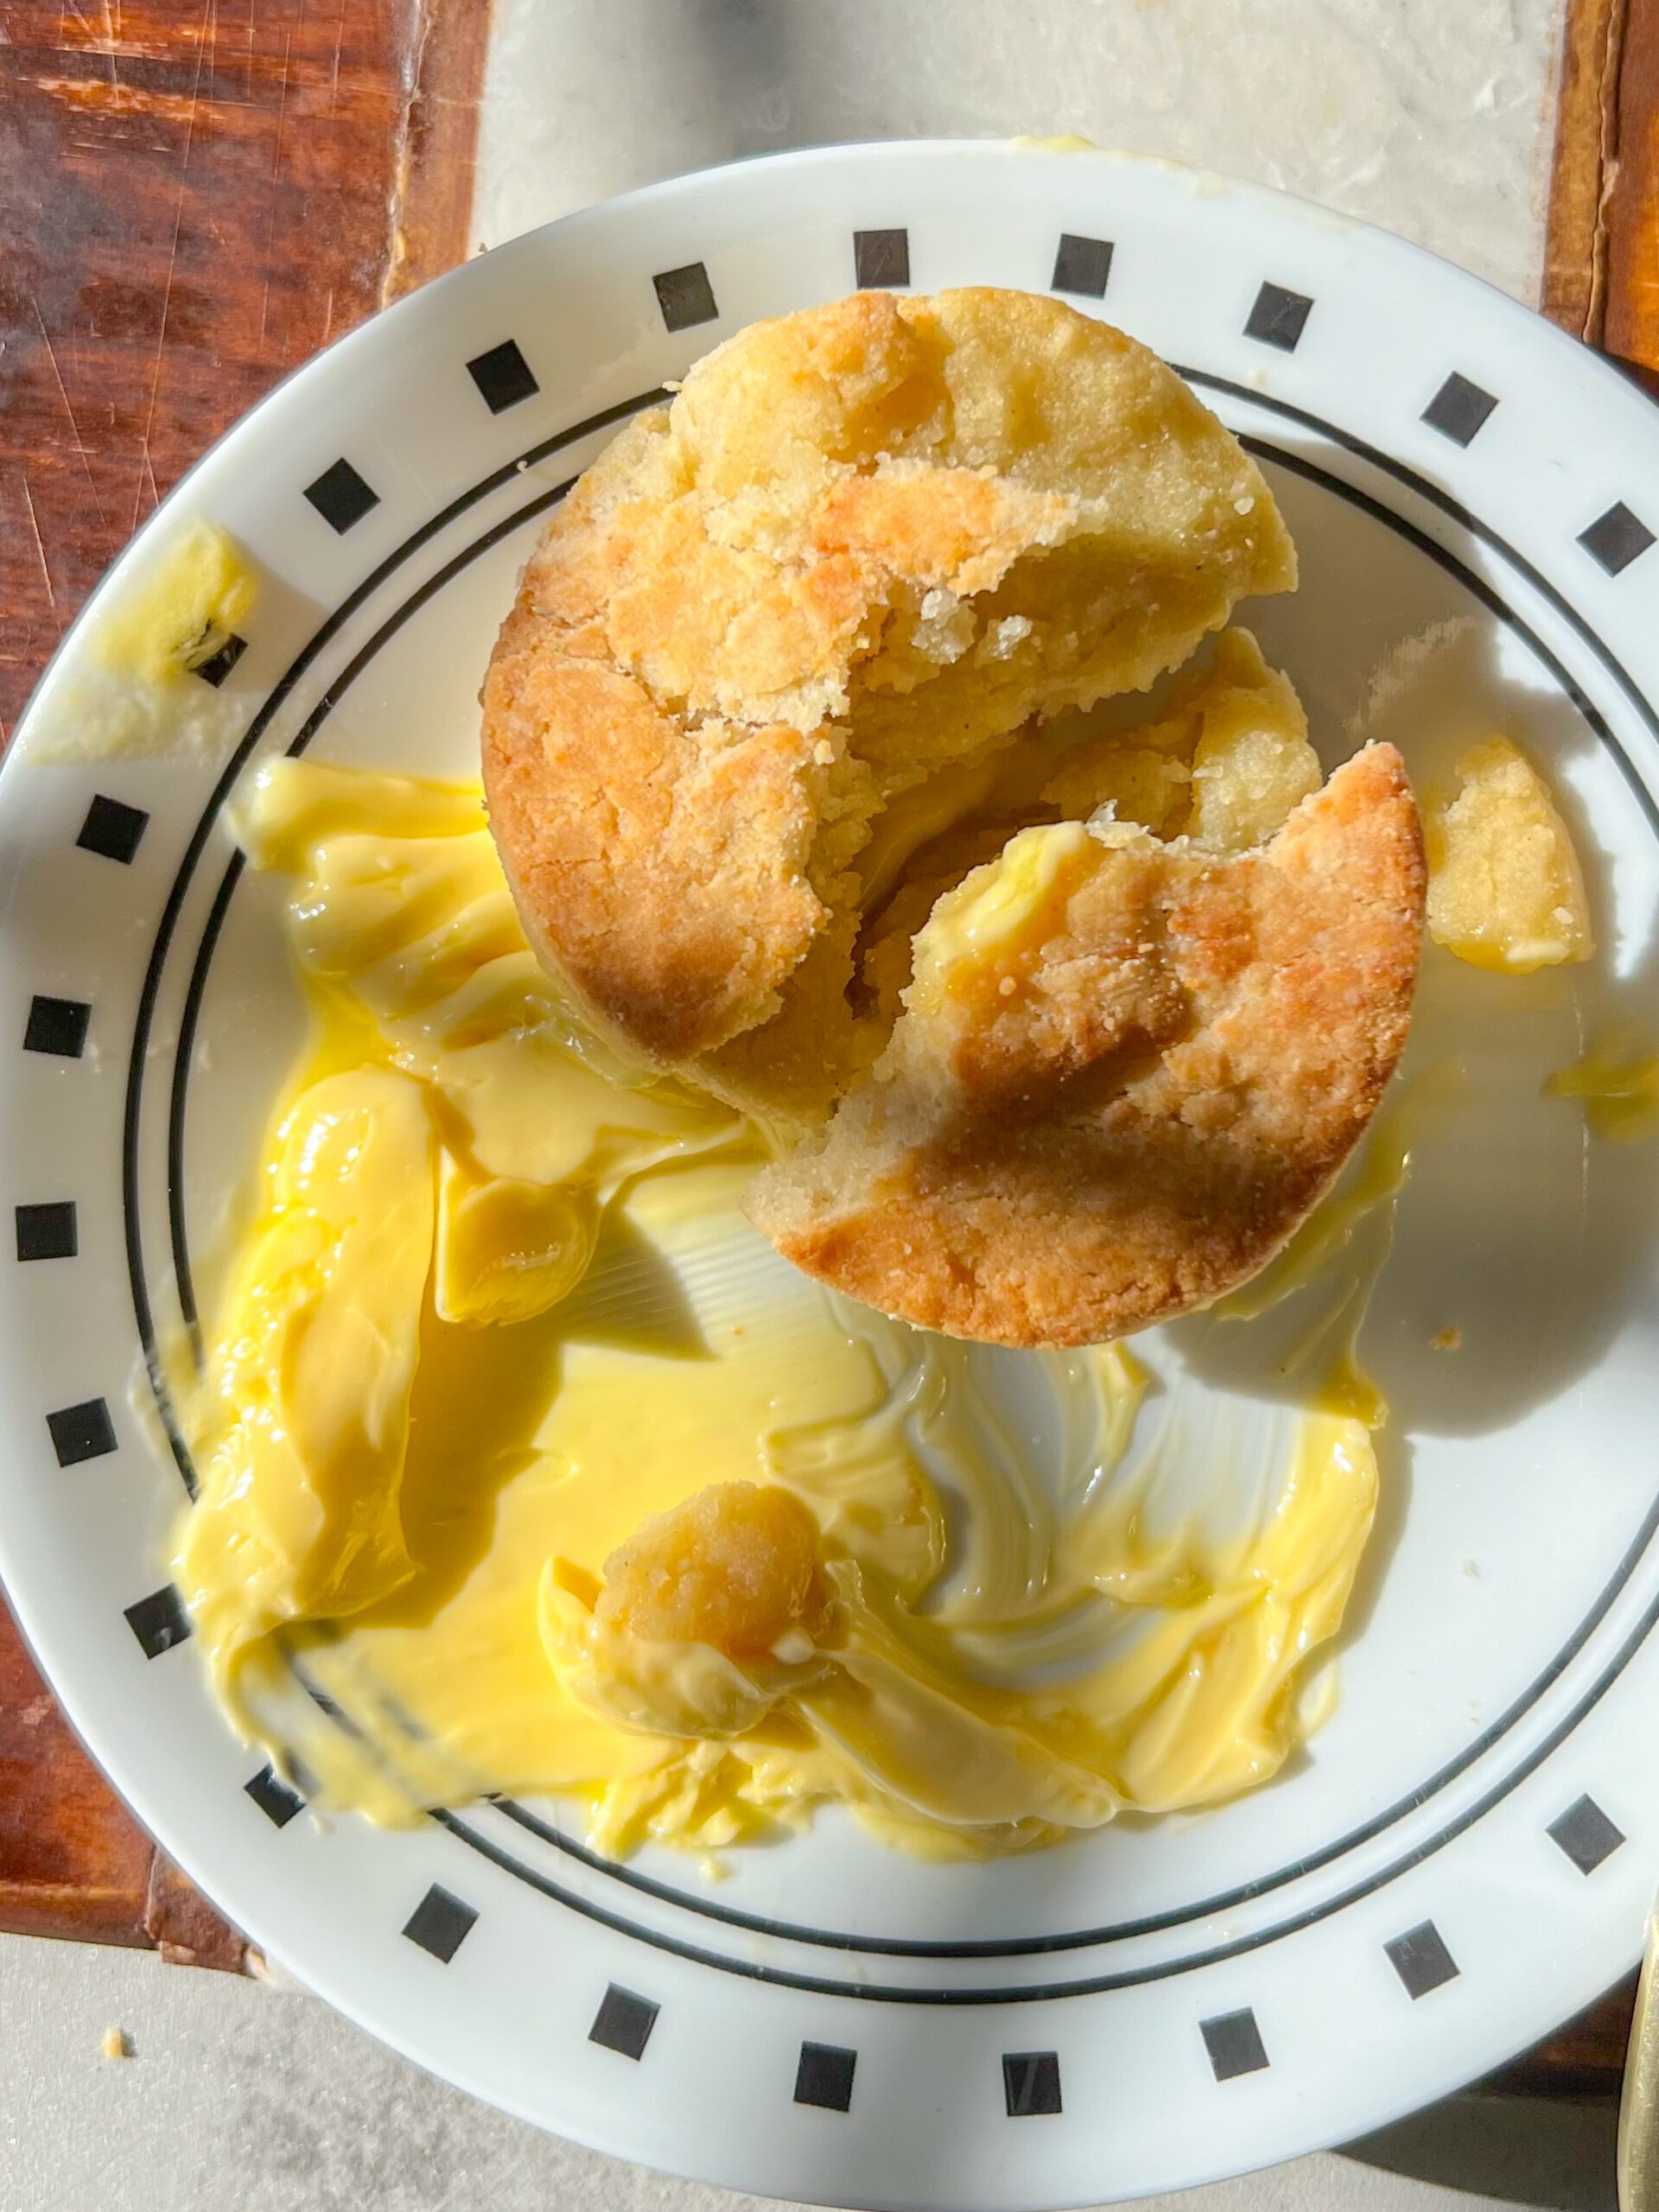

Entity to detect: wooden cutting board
[0,0,1656,2102]
[0,0,481,1970]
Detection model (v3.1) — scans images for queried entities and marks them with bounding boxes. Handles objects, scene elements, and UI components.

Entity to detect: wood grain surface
[0,0,1649,2101]
[1605,0,1659,372]
[1547,0,1659,379]
[0,0,482,1965]
[1544,0,1626,339]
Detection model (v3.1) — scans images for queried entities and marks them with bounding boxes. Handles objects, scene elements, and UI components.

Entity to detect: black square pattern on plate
[855,229,911,289]
[1052,232,1114,298]
[467,338,540,414]
[77,793,149,864]
[1002,2050,1062,2117]
[1202,2009,1269,2082]
[1244,281,1313,353]
[304,458,380,535]
[245,1763,306,1829]
[589,1984,659,2060]
[16,1201,76,1262]
[1579,502,1656,576]
[24,995,91,1058]
[124,1585,193,1659]
[795,2042,856,2113]
[1548,1794,1625,1874]
[402,1884,477,1963]
[1385,1921,1459,1999]
[189,632,247,687]
[653,263,720,333]
[47,1397,116,1467]
[1421,372,1498,447]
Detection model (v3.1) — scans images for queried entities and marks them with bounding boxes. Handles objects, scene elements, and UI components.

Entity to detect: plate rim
[3,136,1658,2208]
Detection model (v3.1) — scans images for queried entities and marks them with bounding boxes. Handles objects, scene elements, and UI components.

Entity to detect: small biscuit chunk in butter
[1426,736,1592,973]
[598,1483,826,1660]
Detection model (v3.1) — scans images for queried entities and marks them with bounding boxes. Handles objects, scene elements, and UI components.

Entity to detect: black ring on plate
[130,386,1659,1986]
[121,390,669,1493]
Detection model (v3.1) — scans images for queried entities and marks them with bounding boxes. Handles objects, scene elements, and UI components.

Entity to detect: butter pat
[911,819,1092,1007]
[1427,737,1593,972]
[92,518,257,687]
[24,518,259,763]
[176,1068,433,1674]
[435,1152,596,1325]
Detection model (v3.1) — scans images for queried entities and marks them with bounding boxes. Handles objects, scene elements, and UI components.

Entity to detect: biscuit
[482,289,1296,1122]
[850,628,1321,1036]
[745,743,1425,1347]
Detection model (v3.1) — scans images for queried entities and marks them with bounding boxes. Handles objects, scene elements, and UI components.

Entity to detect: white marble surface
[6,5,1608,2209]
[474,0,1564,303]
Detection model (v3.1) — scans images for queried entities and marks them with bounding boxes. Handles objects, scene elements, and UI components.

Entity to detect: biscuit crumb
[1430,1325,1462,1351]
[101,2027,131,2061]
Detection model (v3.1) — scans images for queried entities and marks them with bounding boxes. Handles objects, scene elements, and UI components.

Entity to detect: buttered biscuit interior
[747,744,1427,1346]
[482,287,1296,1122]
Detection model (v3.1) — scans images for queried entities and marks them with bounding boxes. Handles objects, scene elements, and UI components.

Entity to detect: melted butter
[93,519,257,688]
[1547,1027,1659,1141]
[855,751,1009,908]
[1212,1066,1460,1427]
[26,518,262,765]
[910,819,1095,1011]
[1009,134,1102,154]
[174,761,1382,1861]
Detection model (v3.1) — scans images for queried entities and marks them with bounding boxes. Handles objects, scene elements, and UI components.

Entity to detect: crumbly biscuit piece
[482,289,1295,1120]
[1042,626,1318,849]
[747,745,1424,1347]
[1425,735,1593,972]
[852,629,1314,1032]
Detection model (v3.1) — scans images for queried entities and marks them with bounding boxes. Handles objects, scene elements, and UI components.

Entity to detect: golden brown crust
[745,745,1426,1347]
[483,598,827,1060]
[481,289,1297,1105]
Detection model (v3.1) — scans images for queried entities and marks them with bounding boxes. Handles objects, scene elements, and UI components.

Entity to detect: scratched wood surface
[1605,0,1659,374]
[0,0,484,1966]
[1547,0,1659,381]
[0,0,1656,2107]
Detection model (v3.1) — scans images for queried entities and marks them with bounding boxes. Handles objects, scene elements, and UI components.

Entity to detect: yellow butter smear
[1547,1027,1659,1141]
[172,761,1380,1860]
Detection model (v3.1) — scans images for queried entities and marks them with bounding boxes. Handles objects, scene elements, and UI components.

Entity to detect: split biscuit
[745,743,1426,1347]
[481,288,1296,1123]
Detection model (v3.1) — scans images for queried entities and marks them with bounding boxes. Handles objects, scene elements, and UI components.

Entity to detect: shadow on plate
[1175,597,1659,1446]
[1341,2092,1617,2212]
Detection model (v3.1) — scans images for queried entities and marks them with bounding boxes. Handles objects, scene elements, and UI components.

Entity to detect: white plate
[4,143,1659,2210]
